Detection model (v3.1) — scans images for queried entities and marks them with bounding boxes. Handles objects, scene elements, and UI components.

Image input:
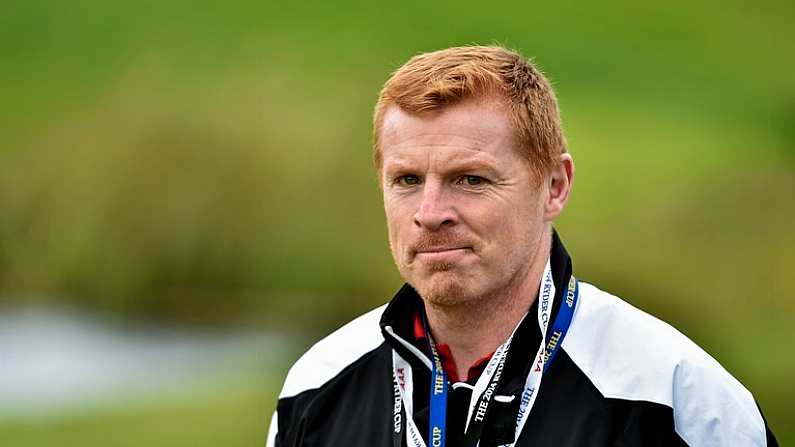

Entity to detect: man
[267,46,777,446]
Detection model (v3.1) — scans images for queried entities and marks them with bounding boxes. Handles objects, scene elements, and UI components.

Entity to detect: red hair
[373,45,567,180]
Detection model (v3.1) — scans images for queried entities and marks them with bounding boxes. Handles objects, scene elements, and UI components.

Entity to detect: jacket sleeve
[670,353,778,446]
[268,395,311,447]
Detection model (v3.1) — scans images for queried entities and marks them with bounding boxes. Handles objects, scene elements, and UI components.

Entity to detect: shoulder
[563,281,768,446]
[278,304,388,399]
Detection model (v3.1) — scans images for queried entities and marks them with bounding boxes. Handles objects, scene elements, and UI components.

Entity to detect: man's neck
[423,230,552,381]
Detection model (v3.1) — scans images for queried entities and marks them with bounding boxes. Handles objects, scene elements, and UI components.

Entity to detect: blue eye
[459,175,485,186]
[466,176,483,185]
[398,175,421,186]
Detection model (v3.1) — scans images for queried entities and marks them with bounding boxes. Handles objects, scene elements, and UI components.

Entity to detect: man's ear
[544,153,574,222]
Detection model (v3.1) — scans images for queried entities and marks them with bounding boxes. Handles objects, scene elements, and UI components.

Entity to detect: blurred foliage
[0,373,280,447]
[0,0,793,441]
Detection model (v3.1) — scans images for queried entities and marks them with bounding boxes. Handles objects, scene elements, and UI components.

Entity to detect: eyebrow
[383,157,499,176]
[442,159,498,175]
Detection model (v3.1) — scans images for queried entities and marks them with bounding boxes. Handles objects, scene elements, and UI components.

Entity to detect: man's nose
[413,182,457,231]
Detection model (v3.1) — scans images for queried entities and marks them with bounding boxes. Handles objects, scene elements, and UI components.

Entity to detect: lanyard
[464,264,563,446]
[425,314,448,447]
[391,261,580,447]
[506,274,578,446]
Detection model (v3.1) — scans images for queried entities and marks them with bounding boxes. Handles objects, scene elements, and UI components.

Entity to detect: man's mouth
[414,246,472,263]
[415,247,470,254]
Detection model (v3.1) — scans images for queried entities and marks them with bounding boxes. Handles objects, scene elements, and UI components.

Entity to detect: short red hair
[373,45,567,180]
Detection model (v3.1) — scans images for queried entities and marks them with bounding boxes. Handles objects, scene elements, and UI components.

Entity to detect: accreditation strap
[424,311,448,447]
[507,274,578,446]
[391,260,580,447]
[393,350,426,447]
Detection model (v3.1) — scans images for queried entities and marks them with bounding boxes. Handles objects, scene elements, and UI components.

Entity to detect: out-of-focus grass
[0,375,279,447]
[1,0,792,327]
[0,0,793,442]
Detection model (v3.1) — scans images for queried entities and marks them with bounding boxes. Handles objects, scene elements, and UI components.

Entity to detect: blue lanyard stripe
[543,278,578,373]
[425,315,448,447]
[422,276,579,447]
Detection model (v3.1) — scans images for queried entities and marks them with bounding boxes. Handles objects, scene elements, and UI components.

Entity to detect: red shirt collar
[413,311,493,383]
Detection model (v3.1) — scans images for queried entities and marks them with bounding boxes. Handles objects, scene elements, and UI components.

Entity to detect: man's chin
[412,273,474,307]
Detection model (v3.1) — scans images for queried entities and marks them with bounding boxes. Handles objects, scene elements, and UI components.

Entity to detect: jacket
[267,234,778,446]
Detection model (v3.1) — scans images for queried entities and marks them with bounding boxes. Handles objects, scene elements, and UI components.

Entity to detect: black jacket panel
[276,345,395,446]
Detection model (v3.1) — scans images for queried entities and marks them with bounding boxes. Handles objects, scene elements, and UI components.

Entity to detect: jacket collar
[379,230,574,445]
[379,229,574,377]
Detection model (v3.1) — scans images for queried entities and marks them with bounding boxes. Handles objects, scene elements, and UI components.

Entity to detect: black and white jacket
[267,234,778,446]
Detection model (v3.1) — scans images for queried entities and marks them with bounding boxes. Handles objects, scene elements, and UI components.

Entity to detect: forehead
[379,98,522,168]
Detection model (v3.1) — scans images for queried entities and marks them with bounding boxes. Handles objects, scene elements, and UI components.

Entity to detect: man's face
[379,98,550,306]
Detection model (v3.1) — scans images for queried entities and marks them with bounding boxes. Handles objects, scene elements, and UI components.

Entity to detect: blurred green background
[1,0,793,445]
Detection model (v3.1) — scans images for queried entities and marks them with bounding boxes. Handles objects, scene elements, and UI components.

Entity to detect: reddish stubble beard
[388,224,542,310]
[388,230,465,306]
